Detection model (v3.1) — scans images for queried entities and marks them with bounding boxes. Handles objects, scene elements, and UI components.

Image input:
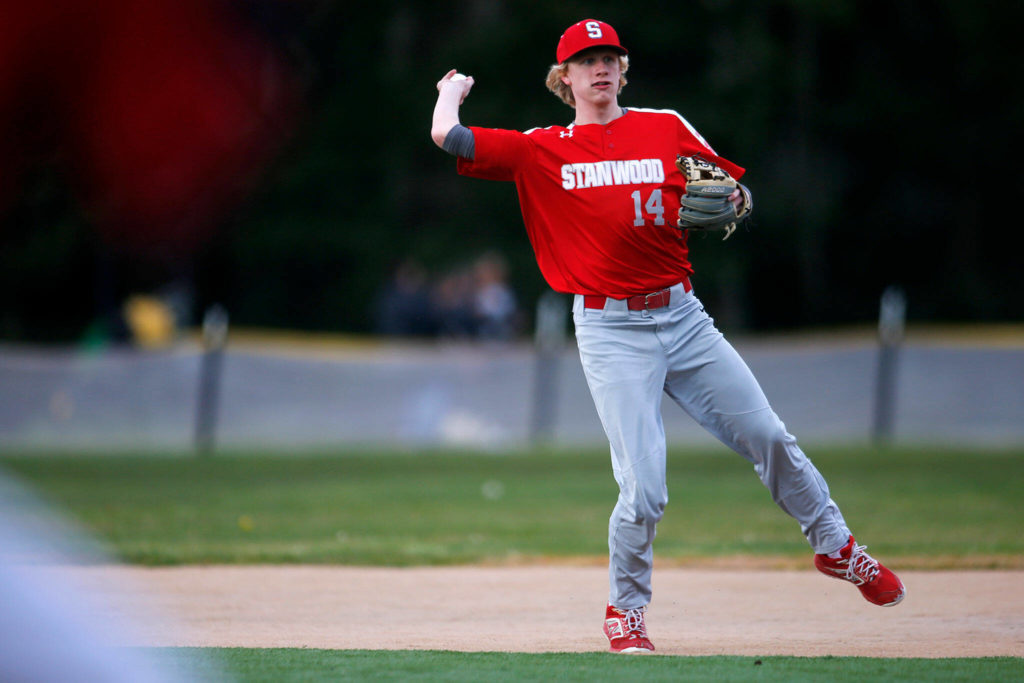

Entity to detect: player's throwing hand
[437,69,474,104]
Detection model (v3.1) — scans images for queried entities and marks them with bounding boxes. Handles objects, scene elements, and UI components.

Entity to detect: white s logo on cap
[586,21,602,38]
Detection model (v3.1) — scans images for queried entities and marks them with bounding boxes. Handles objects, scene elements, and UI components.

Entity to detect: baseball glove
[676,155,752,240]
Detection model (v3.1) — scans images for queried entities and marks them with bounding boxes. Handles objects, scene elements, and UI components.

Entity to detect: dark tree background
[2,0,1021,342]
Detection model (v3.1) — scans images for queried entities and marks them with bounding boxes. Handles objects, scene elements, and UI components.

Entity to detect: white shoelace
[844,542,881,585]
[622,608,647,636]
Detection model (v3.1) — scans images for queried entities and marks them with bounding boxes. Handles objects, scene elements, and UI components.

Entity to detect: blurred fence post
[195,304,228,456]
[530,291,569,445]
[873,286,906,444]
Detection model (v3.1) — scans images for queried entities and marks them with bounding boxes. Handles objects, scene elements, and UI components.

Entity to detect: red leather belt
[583,279,691,311]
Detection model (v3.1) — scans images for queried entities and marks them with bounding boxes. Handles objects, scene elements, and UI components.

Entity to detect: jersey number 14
[631,189,665,227]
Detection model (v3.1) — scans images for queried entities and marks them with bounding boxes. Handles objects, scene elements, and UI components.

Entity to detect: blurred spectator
[121,275,194,348]
[122,295,177,349]
[374,253,522,342]
[432,266,477,339]
[374,259,435,337]
[471,251,520,341]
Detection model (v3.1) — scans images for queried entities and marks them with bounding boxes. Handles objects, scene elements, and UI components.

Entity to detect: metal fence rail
[2,332,1023,452]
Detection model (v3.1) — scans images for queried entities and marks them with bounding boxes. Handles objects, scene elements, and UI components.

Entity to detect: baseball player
[431,19,905,654]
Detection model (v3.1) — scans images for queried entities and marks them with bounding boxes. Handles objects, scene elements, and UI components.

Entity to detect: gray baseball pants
[572,281,851,610]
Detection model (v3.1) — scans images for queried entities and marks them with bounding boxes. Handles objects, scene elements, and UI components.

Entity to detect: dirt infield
[51,565,1023,657]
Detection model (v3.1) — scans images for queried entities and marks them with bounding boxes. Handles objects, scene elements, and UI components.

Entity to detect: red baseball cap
[555,19,628,64]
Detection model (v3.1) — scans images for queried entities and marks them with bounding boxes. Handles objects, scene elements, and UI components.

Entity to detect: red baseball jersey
[457,108,744,297]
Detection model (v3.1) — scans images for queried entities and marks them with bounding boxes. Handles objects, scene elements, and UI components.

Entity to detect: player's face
[562,48,621,107]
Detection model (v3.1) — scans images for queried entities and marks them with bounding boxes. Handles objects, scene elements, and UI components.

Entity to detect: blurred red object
[0,0,299,257]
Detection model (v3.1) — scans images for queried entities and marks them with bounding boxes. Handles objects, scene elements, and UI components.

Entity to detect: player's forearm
[431,88,464,148]
[432,71,474,148]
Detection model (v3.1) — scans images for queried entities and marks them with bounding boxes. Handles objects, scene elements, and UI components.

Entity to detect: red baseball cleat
[603,604,655,653]
[815,536,906,606]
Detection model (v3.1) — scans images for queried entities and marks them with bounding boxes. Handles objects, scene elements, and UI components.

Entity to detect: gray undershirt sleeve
[442,124,475,160]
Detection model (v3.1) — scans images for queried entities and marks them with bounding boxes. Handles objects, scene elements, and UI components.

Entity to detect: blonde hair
[545,55,629,108]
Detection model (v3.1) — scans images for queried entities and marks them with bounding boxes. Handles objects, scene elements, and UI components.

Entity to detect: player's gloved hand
[676,155,752,240]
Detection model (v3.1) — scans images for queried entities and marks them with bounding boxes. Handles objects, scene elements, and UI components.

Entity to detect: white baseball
[451,73,467,81]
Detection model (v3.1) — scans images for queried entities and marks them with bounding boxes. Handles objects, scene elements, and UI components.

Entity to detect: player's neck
[574,99,624,126]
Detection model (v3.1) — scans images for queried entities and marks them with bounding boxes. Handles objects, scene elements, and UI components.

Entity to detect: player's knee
[732,409,797,463]
[616,486,667,526]
[632,483,668,524]
[733,409,802,479]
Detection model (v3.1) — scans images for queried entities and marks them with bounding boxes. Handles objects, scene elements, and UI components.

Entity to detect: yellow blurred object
[123,295,176,348]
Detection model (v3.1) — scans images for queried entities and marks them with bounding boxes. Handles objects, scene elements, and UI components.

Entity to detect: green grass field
[2,445,1021,567]
[2,445,1022,680]
[168,649,1022,682]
